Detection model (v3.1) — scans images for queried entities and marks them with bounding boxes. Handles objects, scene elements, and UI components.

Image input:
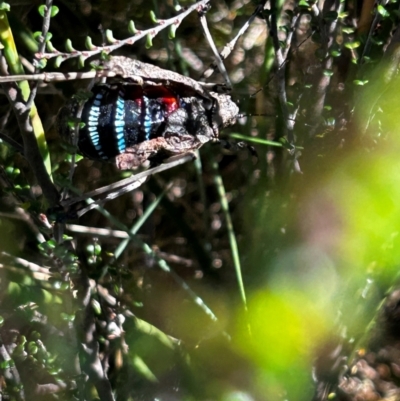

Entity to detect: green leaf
[105,29,116,43]
[145,33,153,49]
[345,41,360,49]
[65,38,75,52]
[128,20,137,34]
[60,313,75,322]
[299,0,310,7]
[91,299,101,315]
[54,55,63,68]
[94,244,102,256]
[27,342,38,355]
[78,55,85,68]
[169,24,177,39]
[38,5,46,17]
[371,37,384,45]
[36,57,47,68]
[0,3,10,11]
[342,27,355,34]
[377,4,390,17]
[46,239,57,249]
[326,117,335,126]
[46,40,56,52]
[85,36,95,50]
[50,5,59,17]
[323,69,334,76]
[353,79,369,85]
[149,10,158,23]
[0,359,11,369]
[8,282,21,296]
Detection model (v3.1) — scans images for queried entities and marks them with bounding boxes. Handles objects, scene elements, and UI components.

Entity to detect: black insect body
[77,84,183,160]
[59,56,239,169]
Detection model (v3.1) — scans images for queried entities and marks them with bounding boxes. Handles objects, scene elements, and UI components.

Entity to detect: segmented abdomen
[79,84,180,160]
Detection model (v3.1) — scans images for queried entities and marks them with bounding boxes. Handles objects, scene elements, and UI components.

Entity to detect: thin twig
[199,12,232,87]
[26,0,53,109]
[0,130,24,153]
[1,251,51,276]
[59,153,195,209]
[212,161,248,314]
[268,0,296,146]
[308,0,342,137]
[36,0,211,64]
[0,69,117,83]
[202,0,267,80]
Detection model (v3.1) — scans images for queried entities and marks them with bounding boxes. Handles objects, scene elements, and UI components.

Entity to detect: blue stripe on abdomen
[114,95,126,153]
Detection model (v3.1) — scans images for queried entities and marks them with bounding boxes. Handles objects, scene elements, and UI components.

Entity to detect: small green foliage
[33,31,42,40]
[38,4,59,17]
[46,40,57,52]
[65,38,75,52]
[27,341,38,355]
[85,36,95,50]
[78,54,85,68]
[149,10,158,23]
[38,5,46,16]
[0,2,10,11]
[54,55,63,68]
[169,24,177,39]
[105,29,116,44]
[50,5,59,17]
[36,58,47,69]
[371,37,384,45]
[48,367,62,376]
[0,359,12,369]
[8,281,21,296]
[325,117,336,126]
[377,5,390,17]
[353,79,369,85]
[345,41,361,49]
[128,20,137,34]
[145,33,153,48]
[323,69,334,76]
[91,299,101,315]
[60,313,75,322]
[299,0,310,7]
